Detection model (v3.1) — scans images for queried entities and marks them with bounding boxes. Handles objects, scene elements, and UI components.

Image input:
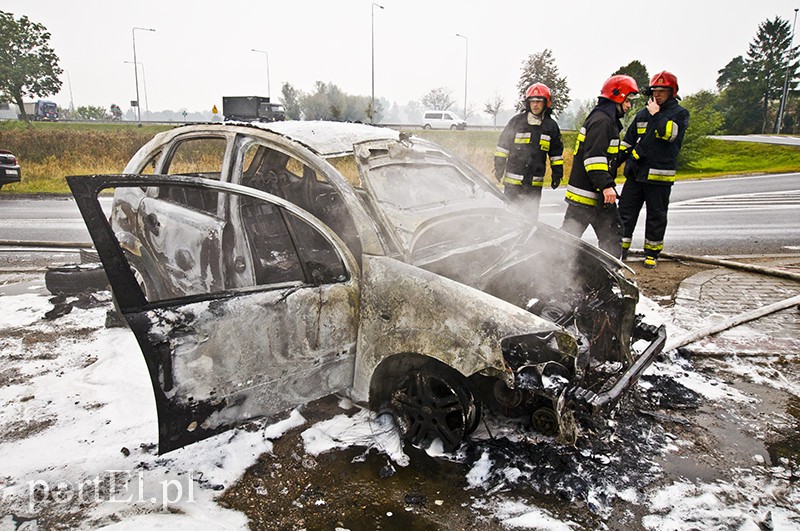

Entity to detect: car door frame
[68,174,362,453]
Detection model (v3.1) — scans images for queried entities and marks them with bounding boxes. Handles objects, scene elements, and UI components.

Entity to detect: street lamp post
[251,49,271,99]
[125,61,149,121]
[132,26,155,127]
[65,70,75,113]
[777,8,799,134]
[371,3,384,124]
[455,33,468,120]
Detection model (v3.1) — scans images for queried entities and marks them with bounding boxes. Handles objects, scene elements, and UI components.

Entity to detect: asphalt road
[0,172,798,256]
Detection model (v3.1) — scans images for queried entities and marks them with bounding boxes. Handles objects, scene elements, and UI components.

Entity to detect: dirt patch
[625,257,711,306]
[1,417,57,442]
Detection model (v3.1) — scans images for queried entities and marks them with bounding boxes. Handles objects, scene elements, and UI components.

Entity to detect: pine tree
[516,50,570,115]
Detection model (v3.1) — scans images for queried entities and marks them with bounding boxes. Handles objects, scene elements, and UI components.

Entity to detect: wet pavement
[673,257,800,356]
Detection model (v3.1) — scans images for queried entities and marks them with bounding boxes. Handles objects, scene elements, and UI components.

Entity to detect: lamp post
[777,8,799,134]
[455,33,468,120]
[65,70,75,113]
[125,61,149,121]
[132,27,155,127]
[251,49,271,99]
[371,3,384,123]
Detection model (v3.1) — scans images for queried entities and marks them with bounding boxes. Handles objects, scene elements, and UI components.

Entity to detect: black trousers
[504,185,543,219]
[618,179,672,258]
[561,202,623,258]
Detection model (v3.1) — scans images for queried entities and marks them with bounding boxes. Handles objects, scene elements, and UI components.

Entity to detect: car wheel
[389,365,479,452]
[450,125,457,130]
[125,254,158,301]
[423,124,431,130]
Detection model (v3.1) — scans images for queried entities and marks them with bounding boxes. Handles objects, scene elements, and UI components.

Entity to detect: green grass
[1,121,798,194]
[680,139,800,178]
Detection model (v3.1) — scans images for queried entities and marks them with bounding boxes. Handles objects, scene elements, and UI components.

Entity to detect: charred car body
[68,122,665,454]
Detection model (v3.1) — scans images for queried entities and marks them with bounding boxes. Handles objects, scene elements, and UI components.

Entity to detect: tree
[612,60,649,94]
[717,16,799,133]
[421,87,456,111]
[516,49,570,114]
[76,105,107,120]
[677,90,724,167]
[0,11,63,122]
[280,82,303,120]
[483,93,504,126]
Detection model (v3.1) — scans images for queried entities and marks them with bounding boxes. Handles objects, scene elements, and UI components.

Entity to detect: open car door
[68,175,360,453]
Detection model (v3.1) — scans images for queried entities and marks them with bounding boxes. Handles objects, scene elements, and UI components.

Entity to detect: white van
[422,110,467,130]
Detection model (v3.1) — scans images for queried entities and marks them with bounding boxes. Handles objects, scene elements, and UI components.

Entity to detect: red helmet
[525,83,552,108]
[599,75,639,104]
[649,71,679,97]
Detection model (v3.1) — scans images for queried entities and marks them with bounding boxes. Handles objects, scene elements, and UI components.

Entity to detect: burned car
[68,122,665,454]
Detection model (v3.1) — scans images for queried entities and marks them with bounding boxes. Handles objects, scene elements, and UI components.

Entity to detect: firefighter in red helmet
[618,71,690,268]
[560,75,638,257]
[494,82,564,219]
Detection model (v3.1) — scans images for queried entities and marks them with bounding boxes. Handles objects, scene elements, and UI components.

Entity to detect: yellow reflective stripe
[494,151,509,158]
[621,238,632,250]
[621,141,632,150]
[503,173,524,185]
[530,181,545,187]
[514,132,531,144]
[657,120,679,142]
[644,240,663,251]
[636,121,647,135]
[648,169,676,182]
[565,189,598,207]
[607,138,620,154]
[540,140,551,151]
[530,175,544,186]
[551,159,564,166]
[584,156,609,172]
[573,127,587,155]
[632,149,640,160]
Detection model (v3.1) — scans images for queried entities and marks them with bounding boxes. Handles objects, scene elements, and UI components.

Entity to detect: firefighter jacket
[620,97,690,186]
[565,99,622,208]
[494,112,564,187]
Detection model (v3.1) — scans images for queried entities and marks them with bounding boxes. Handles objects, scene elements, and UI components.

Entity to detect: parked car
[68,122,665,454]
[0,150,21,188]
[422,110,467,130]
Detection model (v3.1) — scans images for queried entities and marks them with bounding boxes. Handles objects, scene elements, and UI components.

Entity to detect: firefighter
[618,71,690,268]
[494,83,564,219]
[560,75,639,257]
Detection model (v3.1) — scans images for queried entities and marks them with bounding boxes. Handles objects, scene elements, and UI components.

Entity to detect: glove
[494,168,504,183]
[550,166,563,189]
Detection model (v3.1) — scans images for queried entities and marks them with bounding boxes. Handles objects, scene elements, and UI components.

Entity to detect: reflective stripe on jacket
[621,98,690,186]
[495,111,564,186]
[565,99,622,208]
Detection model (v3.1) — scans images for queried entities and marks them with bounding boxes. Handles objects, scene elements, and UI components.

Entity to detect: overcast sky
[3,0,799,116]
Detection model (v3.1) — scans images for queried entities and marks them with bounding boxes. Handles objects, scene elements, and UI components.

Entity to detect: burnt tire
[389,365,480,452]
[45,264,109,296]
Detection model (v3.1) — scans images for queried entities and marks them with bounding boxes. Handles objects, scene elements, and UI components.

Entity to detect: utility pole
[371,3,384,123]
[776,8,799,133]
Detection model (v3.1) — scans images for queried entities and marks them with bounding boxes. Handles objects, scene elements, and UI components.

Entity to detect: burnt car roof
[215,121,402,157]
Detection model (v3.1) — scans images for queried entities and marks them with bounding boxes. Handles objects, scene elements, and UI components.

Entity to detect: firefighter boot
[621,238,631,261]
[644,255,657,269]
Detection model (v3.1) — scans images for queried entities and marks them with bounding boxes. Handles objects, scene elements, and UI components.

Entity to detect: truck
[21,100,59,121]
[222,96,285,123]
